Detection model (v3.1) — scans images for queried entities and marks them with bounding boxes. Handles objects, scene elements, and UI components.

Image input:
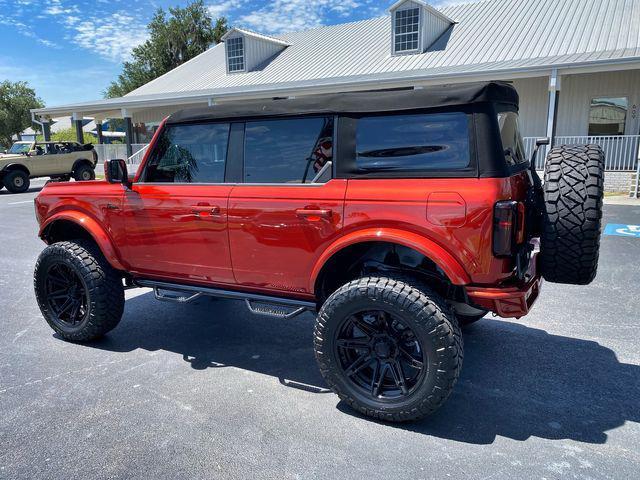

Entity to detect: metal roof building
[31,0,640,187]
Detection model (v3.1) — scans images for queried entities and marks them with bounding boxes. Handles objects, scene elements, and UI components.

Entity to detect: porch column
[122,109,133,158]
[546,69,561,147]
[42,120,51,141]
[95,122,104,144]
[72,112,84,144]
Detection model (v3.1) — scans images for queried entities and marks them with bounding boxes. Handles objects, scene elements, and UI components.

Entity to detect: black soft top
[167,81,518,124]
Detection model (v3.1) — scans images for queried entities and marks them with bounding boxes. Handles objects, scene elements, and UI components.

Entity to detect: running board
[134,279,316,319]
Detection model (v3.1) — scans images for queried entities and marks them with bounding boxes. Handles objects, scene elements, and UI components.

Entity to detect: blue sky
[0,0,460,107]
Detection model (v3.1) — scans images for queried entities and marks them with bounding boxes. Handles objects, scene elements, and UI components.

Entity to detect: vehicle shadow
[85,291,639,445]
[0,185,44,196]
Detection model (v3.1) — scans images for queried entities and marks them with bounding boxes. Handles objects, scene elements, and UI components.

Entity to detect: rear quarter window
[355,112,471,173]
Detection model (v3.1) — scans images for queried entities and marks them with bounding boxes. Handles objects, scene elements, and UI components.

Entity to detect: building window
[588,97,628,136]
[394,7,420,53]
[226,36,245,73]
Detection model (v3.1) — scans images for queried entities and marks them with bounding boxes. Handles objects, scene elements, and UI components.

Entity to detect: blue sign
[603,224,640,238]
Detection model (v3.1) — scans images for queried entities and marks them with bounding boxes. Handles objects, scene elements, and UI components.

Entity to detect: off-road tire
[34,240,124,342]
[4,170,30,193]
[456,311,487,326]
[540,144,604,285]
[314,277,463,422]
[73,164,95,182]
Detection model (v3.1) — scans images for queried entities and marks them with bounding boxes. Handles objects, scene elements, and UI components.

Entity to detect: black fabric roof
[167,81,518,124]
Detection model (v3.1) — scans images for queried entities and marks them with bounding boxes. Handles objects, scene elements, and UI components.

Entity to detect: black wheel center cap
[374,339,395,359]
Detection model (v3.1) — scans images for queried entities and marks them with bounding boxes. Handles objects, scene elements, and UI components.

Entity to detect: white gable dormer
[389,0,454,55]
[221,28,290,74]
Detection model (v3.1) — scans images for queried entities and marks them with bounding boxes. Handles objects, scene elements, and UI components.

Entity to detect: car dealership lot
[1,186,639,480]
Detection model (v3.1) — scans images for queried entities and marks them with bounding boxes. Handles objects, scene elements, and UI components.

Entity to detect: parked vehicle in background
[31,83,604,422]
[0,141,97,193]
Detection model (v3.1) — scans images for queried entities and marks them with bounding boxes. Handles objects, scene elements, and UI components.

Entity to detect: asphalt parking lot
[1,181,639,479]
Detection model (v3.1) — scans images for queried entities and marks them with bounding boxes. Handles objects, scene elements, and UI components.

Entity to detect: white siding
[245,36,285,71]
[421,6,452,51]
[557,70,640,136]
[512,76,549,137]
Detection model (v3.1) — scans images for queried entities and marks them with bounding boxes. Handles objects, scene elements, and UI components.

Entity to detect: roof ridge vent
[389,0,455,55]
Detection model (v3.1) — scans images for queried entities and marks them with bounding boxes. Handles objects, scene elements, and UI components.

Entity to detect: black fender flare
[72,158,94,173]
[1,163,31,177]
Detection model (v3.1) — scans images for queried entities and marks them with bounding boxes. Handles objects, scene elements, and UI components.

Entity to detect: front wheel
[4,170,30,193]
[34,240,124,342]
[314,277,463,422]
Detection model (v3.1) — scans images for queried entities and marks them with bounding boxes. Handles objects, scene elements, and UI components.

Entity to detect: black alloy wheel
[44,262,89,327]
[314,277,463,422]
[334,310,426,400]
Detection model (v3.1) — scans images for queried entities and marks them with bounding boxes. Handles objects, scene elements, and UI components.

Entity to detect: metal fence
[93,143,148,175]
[523,135,640,171]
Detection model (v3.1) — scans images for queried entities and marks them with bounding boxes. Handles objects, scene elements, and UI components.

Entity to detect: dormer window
[389,0,455,56]
[226,36,245,73]
[394,7,421,53]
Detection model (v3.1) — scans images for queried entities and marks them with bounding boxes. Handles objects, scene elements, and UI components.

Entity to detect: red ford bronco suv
[33,82,604,422]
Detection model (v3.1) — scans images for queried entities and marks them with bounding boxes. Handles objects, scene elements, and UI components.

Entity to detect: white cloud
[207,0,244,18]
[68,13,149,62]
[237,0,362,34]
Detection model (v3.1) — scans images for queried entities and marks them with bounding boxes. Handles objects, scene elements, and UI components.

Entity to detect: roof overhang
[31,56,640,119]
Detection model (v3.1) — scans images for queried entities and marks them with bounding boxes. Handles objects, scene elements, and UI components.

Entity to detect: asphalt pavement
[1,182,639,479]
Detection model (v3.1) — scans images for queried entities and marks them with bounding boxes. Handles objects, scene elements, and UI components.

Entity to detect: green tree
[105,1,228,98]
[37,127,98,144]
[0,80,44,148]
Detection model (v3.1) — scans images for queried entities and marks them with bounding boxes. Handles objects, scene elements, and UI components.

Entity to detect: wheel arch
[311,228,471,302]
[39,213,126,271]
[72,158,94,172]
[2,163,31,176]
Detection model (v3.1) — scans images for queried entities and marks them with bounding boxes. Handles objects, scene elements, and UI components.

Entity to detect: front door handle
[191,205,221,216]
[295,208,333,220]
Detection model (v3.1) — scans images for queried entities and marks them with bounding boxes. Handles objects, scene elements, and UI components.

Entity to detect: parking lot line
[7,200,33,205]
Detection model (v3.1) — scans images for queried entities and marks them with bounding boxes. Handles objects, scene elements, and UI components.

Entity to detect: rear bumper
[465,254,542,318]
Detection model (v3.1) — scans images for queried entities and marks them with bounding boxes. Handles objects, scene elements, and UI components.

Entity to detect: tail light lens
[493,201,525,257]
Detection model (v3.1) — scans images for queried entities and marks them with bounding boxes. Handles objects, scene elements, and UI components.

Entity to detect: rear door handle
[295,208,333,220]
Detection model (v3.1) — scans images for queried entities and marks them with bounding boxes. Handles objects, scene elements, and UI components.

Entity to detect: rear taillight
[493,201,525,257]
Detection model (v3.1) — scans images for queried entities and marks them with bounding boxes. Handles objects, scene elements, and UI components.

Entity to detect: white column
[546,68,561,147]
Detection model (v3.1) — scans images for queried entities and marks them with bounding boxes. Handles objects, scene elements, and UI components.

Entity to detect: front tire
[314,277,463,422]
[34,240,124,342]
[4,170,30,193]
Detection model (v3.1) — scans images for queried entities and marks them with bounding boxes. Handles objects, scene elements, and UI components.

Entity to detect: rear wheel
[73,164,95,181]
[34,240,124,342]
[540,144,604,285]
[314,277,463,422]
[4,170,30,193]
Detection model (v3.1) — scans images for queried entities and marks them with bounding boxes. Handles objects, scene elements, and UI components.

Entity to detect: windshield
[7,142,31,154]
[497,111,527,166]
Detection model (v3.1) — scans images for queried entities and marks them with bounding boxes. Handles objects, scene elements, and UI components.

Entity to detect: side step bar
[134,279,316,319]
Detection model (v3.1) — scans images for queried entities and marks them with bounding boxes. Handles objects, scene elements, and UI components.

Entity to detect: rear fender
[39,211,126,271]
[309,228,471,293]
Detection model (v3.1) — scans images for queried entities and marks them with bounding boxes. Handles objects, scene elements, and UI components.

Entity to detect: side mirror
[535,137,550,146]
[105,159,130,187]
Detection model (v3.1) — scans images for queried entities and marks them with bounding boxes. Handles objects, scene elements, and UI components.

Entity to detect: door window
[243,117,333,183]
[141,123,230,183]
[355,112,470,173]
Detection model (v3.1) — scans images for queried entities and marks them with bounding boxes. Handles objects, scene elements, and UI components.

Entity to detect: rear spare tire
[540,144,604,285]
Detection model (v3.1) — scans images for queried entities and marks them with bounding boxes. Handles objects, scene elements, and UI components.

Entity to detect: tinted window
[244,117,333,183]
[143,123,229,183]
[497,111,527,166]
[355,113,470,173]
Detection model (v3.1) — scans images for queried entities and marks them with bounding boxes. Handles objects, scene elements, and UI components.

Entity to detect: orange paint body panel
[34,166,537,317]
